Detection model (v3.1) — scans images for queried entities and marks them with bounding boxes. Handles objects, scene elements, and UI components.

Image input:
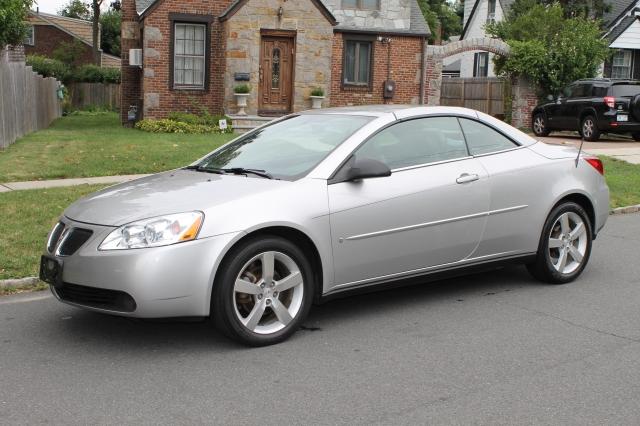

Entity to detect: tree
[52,39,87,67]
[59,0,91,20]
[100,8,121,57]
[418,0,463,43]
[0,0,33,48]
[486,2,609,96]
[503,0,611,24]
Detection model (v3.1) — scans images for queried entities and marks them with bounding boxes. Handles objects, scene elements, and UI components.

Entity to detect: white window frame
[611,50,632,79]
[24,25,35,46]
[473,52,489,77]
[342,0,380,10]
[173,22,206,90]
[486,0,496,24]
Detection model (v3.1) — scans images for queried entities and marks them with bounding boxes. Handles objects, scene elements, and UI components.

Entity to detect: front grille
[56,283,137,312]
[47,222,65,253]
[57,228,93,256]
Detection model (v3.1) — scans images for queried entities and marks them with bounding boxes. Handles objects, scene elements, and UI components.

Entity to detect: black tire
[211,236,314,346]
[580,115,600,141]
[532,113,550,136]
[526,202,592,284]
[632,132,640,142]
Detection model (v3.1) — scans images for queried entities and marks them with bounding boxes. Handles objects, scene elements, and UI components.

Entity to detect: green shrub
[26,55,70,82]
[73,64,121,84]
[234,84,250,94]
[310,87,324,96]
[135,118,232,134]
[168,111,233,127]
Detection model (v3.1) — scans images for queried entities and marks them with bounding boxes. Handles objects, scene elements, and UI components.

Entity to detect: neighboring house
[23,11,121,69]
[120,0,430,121]
[457,0,512,78]
[602,0,640,79]
[442,35,461,78]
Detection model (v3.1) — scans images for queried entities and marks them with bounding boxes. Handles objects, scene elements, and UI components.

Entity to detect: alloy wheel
[582,118,594,139]
[548,212,588,275]
[233,251,304,335]
[533,116,545,134]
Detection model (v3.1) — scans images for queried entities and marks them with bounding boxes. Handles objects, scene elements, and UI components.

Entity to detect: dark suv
[531,78,640,141]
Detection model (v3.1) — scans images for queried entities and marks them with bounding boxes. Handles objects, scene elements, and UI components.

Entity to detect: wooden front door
[259,35,294,115]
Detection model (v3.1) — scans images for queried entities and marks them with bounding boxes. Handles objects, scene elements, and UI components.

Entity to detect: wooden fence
[0,52,61,149]
[440,77,509,117]
[68,82,120,111]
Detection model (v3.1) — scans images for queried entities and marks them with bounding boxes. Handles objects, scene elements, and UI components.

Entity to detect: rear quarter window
[611,84,640,97]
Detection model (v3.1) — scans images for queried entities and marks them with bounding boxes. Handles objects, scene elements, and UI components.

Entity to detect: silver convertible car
[41,106,609,346]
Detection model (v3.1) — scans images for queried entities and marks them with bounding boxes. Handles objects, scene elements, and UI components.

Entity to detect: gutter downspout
[419,36,426,104]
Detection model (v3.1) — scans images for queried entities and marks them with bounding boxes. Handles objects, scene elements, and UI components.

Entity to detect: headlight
[99,212,204,250]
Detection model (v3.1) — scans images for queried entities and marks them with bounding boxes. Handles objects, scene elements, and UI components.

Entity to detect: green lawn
[0,184,107,280]
[601,156,640,208]
[0,112,234,183]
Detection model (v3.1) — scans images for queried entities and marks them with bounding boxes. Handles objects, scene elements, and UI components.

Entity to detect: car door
[550,84,575,129]
[562,83,591,131]
[327,116,490,287]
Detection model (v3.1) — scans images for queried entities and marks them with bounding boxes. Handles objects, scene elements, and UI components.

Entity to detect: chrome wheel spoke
[549,238,563,248]
[271,298,293,325]
[559,213,570,234]
[243,299,266,331]
[275,271,302,292]
[568,245,583,263]
[235,278,261,295]
[569,222,585,240]
[262,252,275,282]
[555,248,568,272]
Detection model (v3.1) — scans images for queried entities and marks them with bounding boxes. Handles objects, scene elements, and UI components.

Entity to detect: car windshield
[611,84,640,97]
[195,114,374,180]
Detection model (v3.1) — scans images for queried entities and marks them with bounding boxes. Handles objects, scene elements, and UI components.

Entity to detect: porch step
[228,115,276,134]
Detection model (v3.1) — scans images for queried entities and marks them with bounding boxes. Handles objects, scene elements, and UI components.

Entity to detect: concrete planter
[234,93,250,115]
[310,95,324,109]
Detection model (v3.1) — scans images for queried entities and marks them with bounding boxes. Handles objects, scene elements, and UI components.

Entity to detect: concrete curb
[0,277,40,290]
[1,205,639,290]
[610,204,640,215]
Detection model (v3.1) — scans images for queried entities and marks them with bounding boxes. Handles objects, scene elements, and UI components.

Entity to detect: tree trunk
[92,0,102,65]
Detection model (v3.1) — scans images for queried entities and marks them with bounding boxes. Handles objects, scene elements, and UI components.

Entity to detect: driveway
[538,133,640,164]
[1,213,640,425]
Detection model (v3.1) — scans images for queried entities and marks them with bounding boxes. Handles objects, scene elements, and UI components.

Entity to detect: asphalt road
[2,213,640,425]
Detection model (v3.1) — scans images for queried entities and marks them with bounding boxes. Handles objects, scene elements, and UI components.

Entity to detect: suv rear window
[611,84,640,97]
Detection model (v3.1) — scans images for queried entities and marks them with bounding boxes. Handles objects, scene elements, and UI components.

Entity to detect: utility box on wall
[383,80,396,99]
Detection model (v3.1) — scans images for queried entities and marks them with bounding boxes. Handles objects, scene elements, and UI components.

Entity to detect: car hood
[64,169,289,226]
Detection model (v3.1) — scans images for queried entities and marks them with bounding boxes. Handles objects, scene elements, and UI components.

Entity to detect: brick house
[120,0,430,123]
[24,11,121,68]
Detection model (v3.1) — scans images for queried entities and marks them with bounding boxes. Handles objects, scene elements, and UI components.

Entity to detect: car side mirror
[333,156,391,183]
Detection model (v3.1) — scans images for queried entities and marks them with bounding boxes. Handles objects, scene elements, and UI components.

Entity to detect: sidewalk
[0,174,151,193]
[537,135,640,164]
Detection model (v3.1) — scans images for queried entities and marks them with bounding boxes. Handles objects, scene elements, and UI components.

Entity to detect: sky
[33,0,111,15]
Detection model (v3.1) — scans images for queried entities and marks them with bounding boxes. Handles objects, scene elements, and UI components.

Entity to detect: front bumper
[46,217,240,318]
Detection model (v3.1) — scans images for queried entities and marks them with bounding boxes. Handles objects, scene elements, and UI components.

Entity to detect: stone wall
[140,0,232,119]
[330,33,425,107]
[323,0,411,31]
[510,76,538,129]
[120,0,142,124]
[224,0,334,115]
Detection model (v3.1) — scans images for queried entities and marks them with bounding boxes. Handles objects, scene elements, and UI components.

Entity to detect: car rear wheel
[211,236,314,346]
[581,115,600,141]
[526,202,592,284]
[532,113,550,137]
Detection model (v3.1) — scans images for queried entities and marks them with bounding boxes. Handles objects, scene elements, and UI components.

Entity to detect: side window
[571,84,590,98]
[356,117,469,169]
[592,86,607,97]
[562,85,574,97]
[458,118,517,155]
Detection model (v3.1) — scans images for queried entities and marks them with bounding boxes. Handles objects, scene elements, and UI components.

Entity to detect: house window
[342,0,380,10]
[173,23,206,89]
[344,39,373,86]
[611,50,632,79]
[487,0,496,23]
[24,25,34,46]
[473,52,489,77]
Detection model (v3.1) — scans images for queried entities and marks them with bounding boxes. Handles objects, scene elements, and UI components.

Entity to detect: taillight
[584,157,604,175]
[604,96,615,109]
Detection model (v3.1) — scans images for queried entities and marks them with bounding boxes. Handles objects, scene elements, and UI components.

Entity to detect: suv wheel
[532,113,550,137]
[581,115,600,141]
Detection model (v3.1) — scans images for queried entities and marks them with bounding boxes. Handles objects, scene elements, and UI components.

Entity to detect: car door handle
[456,173,479,184]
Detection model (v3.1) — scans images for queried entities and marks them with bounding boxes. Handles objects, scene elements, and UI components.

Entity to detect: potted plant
[234,84,251,115]
[310,87,325,109]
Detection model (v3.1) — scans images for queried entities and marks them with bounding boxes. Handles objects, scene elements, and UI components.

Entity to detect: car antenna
[575,135,585,168]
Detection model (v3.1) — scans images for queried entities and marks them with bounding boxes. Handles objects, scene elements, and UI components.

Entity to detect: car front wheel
[532,113,550,136]
[211,236,314,346]
[527,202,592,284]
[581,115,600,141]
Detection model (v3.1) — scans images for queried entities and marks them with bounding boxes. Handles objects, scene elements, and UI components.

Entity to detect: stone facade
[324,0,411,30]
[121,0,143,124]
[223,0,334,115]
[510,76,538,129]
[331,33,425,106]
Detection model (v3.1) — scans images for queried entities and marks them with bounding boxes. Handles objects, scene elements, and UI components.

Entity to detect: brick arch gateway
[424,37,537,129]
